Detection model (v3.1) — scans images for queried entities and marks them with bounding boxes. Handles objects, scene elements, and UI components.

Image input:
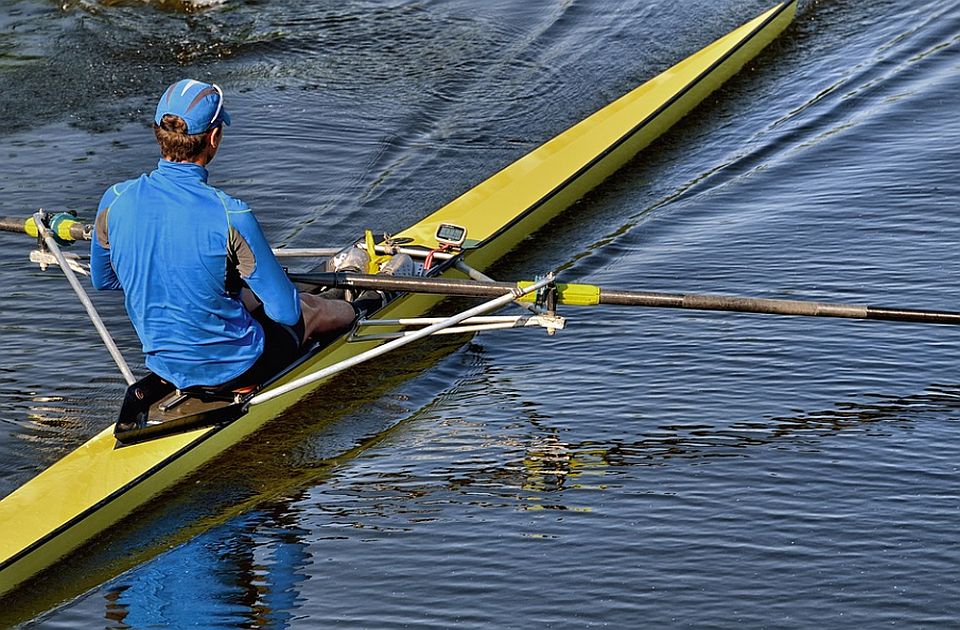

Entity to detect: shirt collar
[155,159,209,183]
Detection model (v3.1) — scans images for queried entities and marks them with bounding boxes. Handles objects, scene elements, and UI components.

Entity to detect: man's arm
[227,203,301,326]
[90,191,122,291]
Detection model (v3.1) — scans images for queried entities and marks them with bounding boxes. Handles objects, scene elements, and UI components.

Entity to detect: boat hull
[0,1,797,597]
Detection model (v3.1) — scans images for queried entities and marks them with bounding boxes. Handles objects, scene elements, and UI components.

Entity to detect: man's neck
[163,157,209,167]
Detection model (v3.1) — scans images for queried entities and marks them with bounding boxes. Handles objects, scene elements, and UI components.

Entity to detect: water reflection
[518,385,960,472]
[2,338,462,626]
[12,359,959,626]
[91,378,960,626]
[101,506,310,629]
[521,432,573,494]
[332,377,960,517]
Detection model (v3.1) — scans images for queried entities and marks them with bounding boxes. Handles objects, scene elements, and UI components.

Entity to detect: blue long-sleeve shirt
[91,160,300,388]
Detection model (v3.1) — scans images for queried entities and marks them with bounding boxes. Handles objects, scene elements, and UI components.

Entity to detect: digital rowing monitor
[435,223,467,248]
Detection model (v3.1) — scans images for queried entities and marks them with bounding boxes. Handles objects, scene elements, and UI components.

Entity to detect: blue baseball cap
[154,79,231,134]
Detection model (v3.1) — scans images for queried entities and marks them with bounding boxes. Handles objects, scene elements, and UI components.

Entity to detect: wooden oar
[289,271,960,327]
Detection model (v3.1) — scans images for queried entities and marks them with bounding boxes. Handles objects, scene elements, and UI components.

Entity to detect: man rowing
[90,79,356,391]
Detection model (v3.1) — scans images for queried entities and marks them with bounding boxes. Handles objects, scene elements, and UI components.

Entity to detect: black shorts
[219,307,305,390]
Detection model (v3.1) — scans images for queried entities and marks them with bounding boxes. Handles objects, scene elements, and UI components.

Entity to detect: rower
[90,79,356,394]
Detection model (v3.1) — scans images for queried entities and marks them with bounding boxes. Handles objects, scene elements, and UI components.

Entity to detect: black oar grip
[865,307,960,326]
[600,290,960,325]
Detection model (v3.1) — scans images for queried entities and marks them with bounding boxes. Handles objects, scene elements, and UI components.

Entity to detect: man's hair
[153,114,210,162]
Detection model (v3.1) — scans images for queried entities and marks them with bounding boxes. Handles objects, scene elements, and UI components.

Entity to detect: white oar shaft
[271,247,341,258]
[33,212,136,386]
[363,316,536,325]
[249,274,554,407]
[352,315,560,341]
[273,245,457,262]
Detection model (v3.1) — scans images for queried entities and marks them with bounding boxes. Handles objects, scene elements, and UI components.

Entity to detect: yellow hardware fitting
[57,219,78,241]
[556,283,601,306]
[364,229,391,274]
[22,216,79,241]
[517,282,600,306]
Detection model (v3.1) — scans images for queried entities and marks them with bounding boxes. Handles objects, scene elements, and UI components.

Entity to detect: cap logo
[179,79,201,96]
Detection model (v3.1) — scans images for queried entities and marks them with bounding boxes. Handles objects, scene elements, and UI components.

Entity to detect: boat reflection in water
[92,381,960,625]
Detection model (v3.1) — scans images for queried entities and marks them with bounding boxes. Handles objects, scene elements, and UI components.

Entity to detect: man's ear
[209,126,222,149]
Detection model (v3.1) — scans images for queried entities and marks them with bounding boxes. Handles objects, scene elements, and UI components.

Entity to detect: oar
[0,214,92,243]
[7,214,958,327]
[289,271,960,327]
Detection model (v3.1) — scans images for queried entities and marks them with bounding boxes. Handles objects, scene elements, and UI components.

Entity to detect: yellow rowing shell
[0,1,797,597]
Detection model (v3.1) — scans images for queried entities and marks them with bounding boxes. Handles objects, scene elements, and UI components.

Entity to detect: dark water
[2,0,960,626]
